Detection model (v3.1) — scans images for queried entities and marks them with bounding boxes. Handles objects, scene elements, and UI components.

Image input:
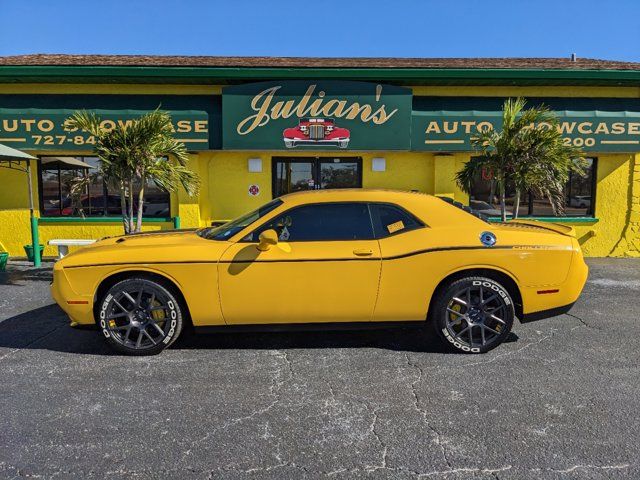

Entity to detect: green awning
[411,110,640,152]
[0,108,210,151]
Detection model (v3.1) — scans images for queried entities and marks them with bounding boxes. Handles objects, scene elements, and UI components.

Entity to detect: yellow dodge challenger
[51,190,588,355]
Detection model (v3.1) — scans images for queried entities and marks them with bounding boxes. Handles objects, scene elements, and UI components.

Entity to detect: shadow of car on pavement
[0,304,518,356]
[0,266,54,286]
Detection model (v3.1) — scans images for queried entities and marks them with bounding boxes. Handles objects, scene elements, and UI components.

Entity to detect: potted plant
[23,244,44,263]
[0,243,8,272]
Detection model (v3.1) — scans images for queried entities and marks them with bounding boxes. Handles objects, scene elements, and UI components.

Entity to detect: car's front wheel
[432,276,514,353]
[97,277,184,355]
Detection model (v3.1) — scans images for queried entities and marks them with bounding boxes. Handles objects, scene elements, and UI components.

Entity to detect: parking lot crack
[456,328,559,368]
[364,406,388,472]
[322,379,339,414]
[532,463,632,474]
[565,312,599,330]
[181,350,295,464]
[405,352,453,470]
[416,465,512,478]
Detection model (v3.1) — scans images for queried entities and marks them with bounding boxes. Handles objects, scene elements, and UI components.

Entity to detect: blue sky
[1,0,638,61]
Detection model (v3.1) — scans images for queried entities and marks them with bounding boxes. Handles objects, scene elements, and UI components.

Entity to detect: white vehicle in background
[570,196,591,208]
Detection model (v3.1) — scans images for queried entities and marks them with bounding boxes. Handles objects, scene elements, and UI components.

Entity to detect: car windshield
[197,199,283,240]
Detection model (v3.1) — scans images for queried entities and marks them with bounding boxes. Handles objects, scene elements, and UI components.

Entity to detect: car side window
[246,202,375,242]
[370,203,423,239]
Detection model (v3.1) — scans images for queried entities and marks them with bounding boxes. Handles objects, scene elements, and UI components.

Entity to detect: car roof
[277,189,485,227]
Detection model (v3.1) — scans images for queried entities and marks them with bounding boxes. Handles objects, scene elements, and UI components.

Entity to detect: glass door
[319,158,361,190]
[272,157,362,198]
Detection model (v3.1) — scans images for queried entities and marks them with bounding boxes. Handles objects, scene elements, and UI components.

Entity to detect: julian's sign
[222,81,412,150]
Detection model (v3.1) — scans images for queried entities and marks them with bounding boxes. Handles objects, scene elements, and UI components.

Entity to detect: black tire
[97,277,184,355]
[431,276,514,354]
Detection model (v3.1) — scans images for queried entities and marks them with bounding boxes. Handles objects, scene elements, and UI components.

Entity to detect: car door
[218,202,382,324]
[368,203,431,321]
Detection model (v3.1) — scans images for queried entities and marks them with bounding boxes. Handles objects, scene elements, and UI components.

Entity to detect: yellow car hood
[58,229,227,267]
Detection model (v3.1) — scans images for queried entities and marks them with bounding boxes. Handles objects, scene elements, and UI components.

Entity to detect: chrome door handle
[353,249,373,256]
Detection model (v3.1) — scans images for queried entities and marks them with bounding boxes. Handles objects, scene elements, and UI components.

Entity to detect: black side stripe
[383,245,516,261]
[64,245,529,269]
[218,245,519,263]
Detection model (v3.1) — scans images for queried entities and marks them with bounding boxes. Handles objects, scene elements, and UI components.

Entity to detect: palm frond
[456,157,489,193]
[66,108,200,232]
[468,96,585,218]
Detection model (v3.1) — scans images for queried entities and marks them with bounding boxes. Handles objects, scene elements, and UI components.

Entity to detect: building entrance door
[272,157,362,198]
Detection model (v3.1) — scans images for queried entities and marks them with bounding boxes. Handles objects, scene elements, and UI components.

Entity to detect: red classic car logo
[283,118,350,149]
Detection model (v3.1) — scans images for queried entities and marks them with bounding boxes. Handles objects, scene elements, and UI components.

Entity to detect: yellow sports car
[51,190,588,355]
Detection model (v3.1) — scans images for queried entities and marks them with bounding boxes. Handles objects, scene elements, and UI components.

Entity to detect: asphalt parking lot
[0,259,639,479]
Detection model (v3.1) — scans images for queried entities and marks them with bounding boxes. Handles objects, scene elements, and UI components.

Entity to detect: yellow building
[1,55,639,258]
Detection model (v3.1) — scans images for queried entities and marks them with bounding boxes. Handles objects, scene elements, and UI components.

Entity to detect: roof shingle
[1,54,639,70]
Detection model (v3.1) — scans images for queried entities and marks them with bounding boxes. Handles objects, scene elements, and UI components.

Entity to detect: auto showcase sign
[222,81,412,150]
[412,110,640,152]
[0,109,210,150]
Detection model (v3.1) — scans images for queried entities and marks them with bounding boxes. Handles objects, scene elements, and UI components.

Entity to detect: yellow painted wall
[573,154,634,256]
[206,151,272,221]
[362,152,434,192]
[174,153,206,228]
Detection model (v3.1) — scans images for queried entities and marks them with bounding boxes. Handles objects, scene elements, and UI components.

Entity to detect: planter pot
[0,252,8,271]
[23,244,44,263]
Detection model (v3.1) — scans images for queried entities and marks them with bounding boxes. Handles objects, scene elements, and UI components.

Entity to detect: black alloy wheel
[97,277,183,355]
[433,276,514,353]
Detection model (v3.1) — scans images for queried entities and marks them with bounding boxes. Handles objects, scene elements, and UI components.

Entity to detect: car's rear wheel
[432,276,514,354]
[97,277,183,355]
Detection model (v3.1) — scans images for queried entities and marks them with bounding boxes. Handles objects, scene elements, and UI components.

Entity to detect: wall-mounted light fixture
[248,158,262,173]
[372,157,386,172]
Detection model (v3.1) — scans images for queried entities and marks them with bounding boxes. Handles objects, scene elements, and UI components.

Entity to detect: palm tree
[456,98,585,221]
[66,109,200,234]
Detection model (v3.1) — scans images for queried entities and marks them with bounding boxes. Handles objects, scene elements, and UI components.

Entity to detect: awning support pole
[26,160,41,267]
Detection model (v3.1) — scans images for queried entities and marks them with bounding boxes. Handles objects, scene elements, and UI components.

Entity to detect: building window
[467,158,597,218]
[38,156,170,217]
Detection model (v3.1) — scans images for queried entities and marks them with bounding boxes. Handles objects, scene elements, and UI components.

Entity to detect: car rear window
[369,203,424,238]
